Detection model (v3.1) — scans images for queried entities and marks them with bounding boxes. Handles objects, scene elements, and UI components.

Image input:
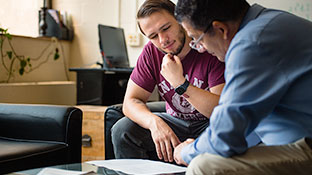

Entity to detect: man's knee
[186,154,215,175]
[111,117,133,145]
[186,153,248,175]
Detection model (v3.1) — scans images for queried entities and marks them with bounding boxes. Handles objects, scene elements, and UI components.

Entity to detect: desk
[9,163,120,175]
[10,162,186,175]
[70,68,132,106]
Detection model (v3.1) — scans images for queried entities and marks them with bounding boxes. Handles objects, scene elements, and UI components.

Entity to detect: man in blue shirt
[174,0,312,174]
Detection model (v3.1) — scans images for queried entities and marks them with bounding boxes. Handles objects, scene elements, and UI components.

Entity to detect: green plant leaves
[0,28,11,40]
[54,52,60,60]
[5,33,12,40]
[19,67,24,75]
[18,59,27,75]
[0,28,7,33]
[54,48,59,60]
[1,28,60,82]
[27,57,32,67]
[20,59,27,68]
[7,51,12,59]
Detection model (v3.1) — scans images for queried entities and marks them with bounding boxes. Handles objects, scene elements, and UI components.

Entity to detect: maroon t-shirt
[131,42,225,120]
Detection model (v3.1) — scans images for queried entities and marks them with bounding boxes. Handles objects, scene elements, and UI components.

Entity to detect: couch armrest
[0,103,82,163]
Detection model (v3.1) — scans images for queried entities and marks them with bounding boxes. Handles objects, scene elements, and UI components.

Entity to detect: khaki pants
[187,138,312,175]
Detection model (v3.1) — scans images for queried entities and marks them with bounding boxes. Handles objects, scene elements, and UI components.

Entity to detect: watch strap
[174,79,190,95]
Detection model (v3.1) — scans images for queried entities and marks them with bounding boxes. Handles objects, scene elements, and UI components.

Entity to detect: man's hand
[150,117,181,162]
[161,54,185,88]
[174,138,195,166]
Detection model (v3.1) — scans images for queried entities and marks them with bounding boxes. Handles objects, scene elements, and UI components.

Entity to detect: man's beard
[159,26,186,55]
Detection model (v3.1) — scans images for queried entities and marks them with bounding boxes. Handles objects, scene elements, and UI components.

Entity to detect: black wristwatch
[174,79,190,95]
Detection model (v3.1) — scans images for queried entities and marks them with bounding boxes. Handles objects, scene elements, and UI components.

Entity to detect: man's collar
[239,4,266,30]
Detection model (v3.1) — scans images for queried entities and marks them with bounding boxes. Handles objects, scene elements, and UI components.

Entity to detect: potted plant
[0,27,60,83]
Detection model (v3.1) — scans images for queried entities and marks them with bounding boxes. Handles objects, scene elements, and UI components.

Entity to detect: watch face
[174,80,189,95]
[175,87,185,95]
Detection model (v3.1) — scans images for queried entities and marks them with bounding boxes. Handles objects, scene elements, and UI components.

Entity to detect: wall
[0,0,150,104]
[247,0,312,20]
[0,0,41,37]
[0,0,74,105]
[1,0,311,77]
[0,81,76,105]
[0,0,311,105]
[0,36,71,83]
[0,0,148,80]
[52,0,148,79]
[0,35,75,105]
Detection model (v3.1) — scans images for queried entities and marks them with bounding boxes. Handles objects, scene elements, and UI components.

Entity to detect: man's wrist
[174,78,186,89]
[174,79,190,95]
[148,114,163,131]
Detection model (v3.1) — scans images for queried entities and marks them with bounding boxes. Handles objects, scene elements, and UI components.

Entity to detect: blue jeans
[111,112,209,160]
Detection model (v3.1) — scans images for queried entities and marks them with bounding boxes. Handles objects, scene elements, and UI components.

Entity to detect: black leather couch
[104,101,165,159]
[0,103,82,174]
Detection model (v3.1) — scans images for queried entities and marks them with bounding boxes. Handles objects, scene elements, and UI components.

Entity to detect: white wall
[51,0,148,72]
[0,0,148,81]
[1,1,311,79]
[0,0,311,104]
[52,0,149,80]
[0,0,311,80]
[247,0,312,20]
[0,0,41,37]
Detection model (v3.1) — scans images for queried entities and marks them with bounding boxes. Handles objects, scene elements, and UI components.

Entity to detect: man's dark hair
[136,0,176,35]
[175,0,250,32]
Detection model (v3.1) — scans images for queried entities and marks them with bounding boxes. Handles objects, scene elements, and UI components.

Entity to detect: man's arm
[183,83,224,117]
[161,54,224,118]
[176,42,288,165]
[174,138,194,166]
[123,79,181,162]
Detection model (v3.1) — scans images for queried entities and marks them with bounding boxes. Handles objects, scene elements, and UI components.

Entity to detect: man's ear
[212,21,229,40]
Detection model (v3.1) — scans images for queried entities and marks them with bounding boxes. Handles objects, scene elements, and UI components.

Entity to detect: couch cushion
[0,137,69,174]
[0,138,67,163]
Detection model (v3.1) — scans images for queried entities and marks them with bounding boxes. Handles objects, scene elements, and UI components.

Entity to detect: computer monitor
[98,24,130,68]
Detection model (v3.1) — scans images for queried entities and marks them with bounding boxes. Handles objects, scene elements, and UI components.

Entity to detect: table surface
[10,162,186,175]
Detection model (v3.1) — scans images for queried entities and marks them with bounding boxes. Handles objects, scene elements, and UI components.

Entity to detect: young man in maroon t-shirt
[111,0,225,163]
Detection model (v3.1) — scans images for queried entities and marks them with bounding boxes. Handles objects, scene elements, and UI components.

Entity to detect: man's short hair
[136,0,176,35]
[175,0,250,32]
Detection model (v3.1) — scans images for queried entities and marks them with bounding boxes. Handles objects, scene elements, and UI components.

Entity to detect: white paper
[86,159,186,175]
[37,167,95,175]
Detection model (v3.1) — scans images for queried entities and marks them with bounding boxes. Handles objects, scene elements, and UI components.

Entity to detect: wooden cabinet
[76,105,107,162]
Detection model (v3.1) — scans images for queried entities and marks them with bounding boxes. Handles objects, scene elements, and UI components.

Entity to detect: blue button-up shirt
[182,4,312,164]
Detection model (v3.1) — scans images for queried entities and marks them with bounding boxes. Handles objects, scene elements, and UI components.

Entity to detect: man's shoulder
[198,51,218,60]
[143,41,160,52]
[189,50,222,65]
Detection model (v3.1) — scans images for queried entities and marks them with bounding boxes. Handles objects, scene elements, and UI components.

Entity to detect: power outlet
[126,33,141,47]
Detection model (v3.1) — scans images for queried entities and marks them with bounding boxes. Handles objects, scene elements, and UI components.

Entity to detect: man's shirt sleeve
[181,41,288,164]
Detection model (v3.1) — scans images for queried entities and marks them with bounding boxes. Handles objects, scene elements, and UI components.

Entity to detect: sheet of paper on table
[87,159,187,175]
[37,167,96,175]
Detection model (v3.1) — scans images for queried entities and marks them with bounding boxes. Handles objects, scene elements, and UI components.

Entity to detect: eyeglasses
[189,32,206,51]
[189,25,211,52]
